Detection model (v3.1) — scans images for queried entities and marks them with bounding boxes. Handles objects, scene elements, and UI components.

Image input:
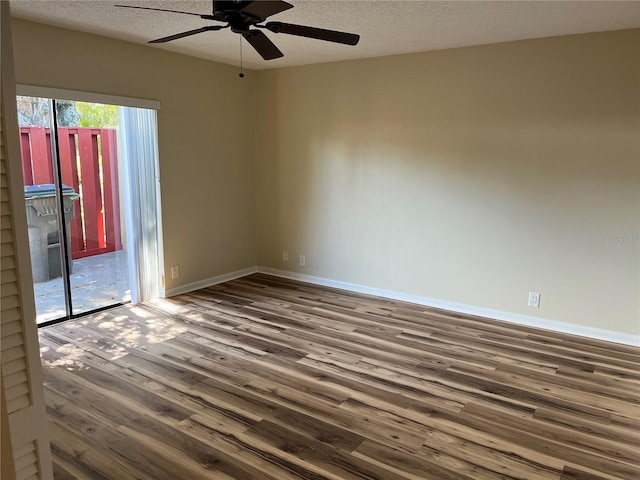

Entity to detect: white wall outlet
[171,265,180,279]
[299,255,305,266]
[528,292,540,308]
[283,250,288,262]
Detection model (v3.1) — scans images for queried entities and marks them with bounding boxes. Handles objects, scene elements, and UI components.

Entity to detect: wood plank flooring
[38,273,640,479]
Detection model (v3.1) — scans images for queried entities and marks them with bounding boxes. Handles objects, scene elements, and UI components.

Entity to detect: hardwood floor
[38,273,640,479]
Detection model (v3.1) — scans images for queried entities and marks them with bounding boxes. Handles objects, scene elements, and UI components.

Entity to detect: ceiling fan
[115,1,361,61]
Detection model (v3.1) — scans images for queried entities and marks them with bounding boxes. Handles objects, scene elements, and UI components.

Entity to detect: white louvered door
[1,2,54,478]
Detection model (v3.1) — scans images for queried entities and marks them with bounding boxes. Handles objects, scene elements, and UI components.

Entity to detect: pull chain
[239,36,245,78]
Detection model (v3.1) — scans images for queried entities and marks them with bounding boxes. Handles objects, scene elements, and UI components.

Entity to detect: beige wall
[256,30,640,336]
[9,18,639,337]
[11,19,257,290]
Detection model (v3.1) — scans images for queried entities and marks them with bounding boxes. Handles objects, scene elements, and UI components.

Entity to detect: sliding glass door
[17,95,161,325]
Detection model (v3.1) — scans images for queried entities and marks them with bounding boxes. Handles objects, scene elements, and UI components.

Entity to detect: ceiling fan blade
[265,22,360,46]
[242,30,283,60]
[149,25,226,44]
[240,1,294,21]
[115,4,203,17]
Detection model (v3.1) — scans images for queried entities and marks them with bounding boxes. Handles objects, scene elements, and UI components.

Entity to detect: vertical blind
[119,106,162,303]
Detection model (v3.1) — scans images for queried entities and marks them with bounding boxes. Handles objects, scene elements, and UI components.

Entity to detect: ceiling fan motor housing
[214,1,258,28]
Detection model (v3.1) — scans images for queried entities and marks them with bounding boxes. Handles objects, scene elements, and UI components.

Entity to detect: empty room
[1,1,639,479]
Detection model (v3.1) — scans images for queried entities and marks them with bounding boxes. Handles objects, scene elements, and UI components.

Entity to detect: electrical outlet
[283,250,288,262]
[171,265,180,279]
[528,292,540,308]
[299,255,305,266]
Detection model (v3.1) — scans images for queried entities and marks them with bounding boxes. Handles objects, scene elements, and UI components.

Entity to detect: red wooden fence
[20,126,123,259]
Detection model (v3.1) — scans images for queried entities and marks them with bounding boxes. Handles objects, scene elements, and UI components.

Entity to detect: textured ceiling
[9,0,640,70]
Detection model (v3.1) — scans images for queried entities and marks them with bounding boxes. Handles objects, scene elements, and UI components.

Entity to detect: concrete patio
[34,250,130,324]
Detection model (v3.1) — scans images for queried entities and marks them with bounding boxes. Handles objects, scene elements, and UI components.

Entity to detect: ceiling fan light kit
[115,0,361,63]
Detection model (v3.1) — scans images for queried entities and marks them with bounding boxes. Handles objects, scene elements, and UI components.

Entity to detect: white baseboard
[163,266,258,298]
[257,267,640,347]
[161,265,639,346]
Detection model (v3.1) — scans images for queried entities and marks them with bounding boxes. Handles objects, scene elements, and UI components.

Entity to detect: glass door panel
[65,101,130,314]
[17,96,69,323]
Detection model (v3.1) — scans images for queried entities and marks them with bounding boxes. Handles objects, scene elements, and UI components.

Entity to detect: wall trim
[163,266,258,297]
[161,264,639,346]
[257,267,640,347]
[16,84,161,110]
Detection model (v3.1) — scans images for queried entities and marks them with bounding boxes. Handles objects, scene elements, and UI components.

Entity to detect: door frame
[16,85,163,326]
